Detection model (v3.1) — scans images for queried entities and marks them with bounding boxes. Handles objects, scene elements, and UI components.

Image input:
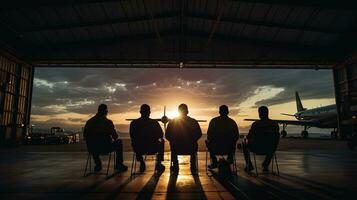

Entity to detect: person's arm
[109,120,118,140]
[155,121,164,139]
[207,119,214,142]
[195,120,202,141]
[165,122,172,141]
[83,122,88,141]
[247,122,256,141]
[233,121,239,142]
[129,121,135,141]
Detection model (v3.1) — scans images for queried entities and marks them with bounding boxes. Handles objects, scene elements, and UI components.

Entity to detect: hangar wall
[334,55,357,139]
[0,53,33,146]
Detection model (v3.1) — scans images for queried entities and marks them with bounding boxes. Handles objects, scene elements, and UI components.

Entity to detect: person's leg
[242,142,254,171]
[135,153,146,173]
[262,154,273,171]
[170,152,179,174]
[155,140,165,173]
[190,152,197,171]
[205,140,217,167]
[113,139,128,171]
[92,153,102,171]
[157,140,165,162]
[227,152,234,164]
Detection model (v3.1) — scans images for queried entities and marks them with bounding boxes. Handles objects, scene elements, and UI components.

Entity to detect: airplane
[126,106,206,132]
[245,92,338,139]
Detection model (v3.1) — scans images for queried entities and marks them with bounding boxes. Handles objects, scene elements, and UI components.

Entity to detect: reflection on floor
[0,150,356,200]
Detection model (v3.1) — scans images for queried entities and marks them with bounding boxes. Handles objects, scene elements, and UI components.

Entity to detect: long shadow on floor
[211,169,350,200]
[135,173,163,200]
[166,174,207,200]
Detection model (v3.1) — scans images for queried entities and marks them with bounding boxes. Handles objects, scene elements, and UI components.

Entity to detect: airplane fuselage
[295,104,337,128]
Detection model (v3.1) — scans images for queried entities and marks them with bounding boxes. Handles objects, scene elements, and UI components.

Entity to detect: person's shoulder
[104,117,114,125]
[228,117,237,123]
[188,116,199,123]
[268,119,279,126]
[210,116,220,122]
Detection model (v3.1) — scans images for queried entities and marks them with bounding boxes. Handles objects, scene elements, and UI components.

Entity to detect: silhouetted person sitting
[130,104,165,173]
[206,105,239,169]
[243,106,280,172]
[83,104,128,172]
[166,104,202,175]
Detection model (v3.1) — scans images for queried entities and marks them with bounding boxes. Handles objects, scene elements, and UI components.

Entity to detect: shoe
[94,165,102,172]
[155,163,165,174]
[116,164,128,172]
[244,164,254,172]
[139,161,146,173]
[208,163,218,169]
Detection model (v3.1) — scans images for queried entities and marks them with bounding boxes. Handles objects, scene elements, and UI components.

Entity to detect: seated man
[129,104,165,173]
[166,104,202,175]
[243,106,280,172]
[206,105,239,169]
[83,104,128,172]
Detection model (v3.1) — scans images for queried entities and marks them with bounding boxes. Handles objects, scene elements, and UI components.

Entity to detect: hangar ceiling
[0,0,356,68]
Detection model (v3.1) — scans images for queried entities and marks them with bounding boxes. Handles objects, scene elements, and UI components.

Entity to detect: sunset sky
[30,68,335,134]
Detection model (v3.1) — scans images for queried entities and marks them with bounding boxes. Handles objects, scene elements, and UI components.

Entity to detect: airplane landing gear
[331,129,338,139]
[301,130,309,139]
[281,130,287,138]
[281,124,287,138]
[301,126,309,139]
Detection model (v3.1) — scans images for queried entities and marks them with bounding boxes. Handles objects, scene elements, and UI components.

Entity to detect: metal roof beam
[22,11,341,35]
[186,13,342,35]
[3,0,357,10]
[32,30,334,53]
[22,12,179,33]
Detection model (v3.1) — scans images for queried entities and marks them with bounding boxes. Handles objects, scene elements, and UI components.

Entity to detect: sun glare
[166,110,180,119]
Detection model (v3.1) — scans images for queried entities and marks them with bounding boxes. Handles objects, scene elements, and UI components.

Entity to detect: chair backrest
[209,138,236,155]
[170,141,197,155]
[86,134,112,154]
[250,131,279,155]
[133,141,159,155]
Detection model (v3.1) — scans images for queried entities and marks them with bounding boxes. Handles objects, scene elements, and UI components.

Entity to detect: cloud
[31,68,335,132]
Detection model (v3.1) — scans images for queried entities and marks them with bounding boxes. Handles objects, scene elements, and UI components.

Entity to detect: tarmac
[0,145,356,200]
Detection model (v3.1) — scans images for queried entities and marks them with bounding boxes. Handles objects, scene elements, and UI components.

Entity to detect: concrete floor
[0,150,356,200]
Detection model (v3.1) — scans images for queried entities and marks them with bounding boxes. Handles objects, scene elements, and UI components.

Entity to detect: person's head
[140,104,151,118]
[219,105,229,116]
[178,104,189,116]
[258,106,269,119]
[97,104,108,116]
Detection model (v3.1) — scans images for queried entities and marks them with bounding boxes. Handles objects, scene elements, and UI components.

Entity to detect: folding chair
[250,152,279,176]
[205,140,238,175]
[130,151,159,176]
[170,151,199,175]
[83,152,116,177]
[245,131,280,176]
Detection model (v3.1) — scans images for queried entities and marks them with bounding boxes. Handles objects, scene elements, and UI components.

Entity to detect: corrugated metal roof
[0,0,356,68]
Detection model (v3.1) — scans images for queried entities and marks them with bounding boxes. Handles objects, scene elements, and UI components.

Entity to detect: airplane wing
[125,119,136,121]
[244,119,316,126]
[197,120,207,122]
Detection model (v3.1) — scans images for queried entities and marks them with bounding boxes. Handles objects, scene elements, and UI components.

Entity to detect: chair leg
[196,152,199,174]
[253,153,258,176]
[271,155,274,174]
[106,152,112,176]
[205,150,208,174]
[274,154,280,175]
[234,155,238,174]
[83,153,90,177]
[130,152,136,176]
